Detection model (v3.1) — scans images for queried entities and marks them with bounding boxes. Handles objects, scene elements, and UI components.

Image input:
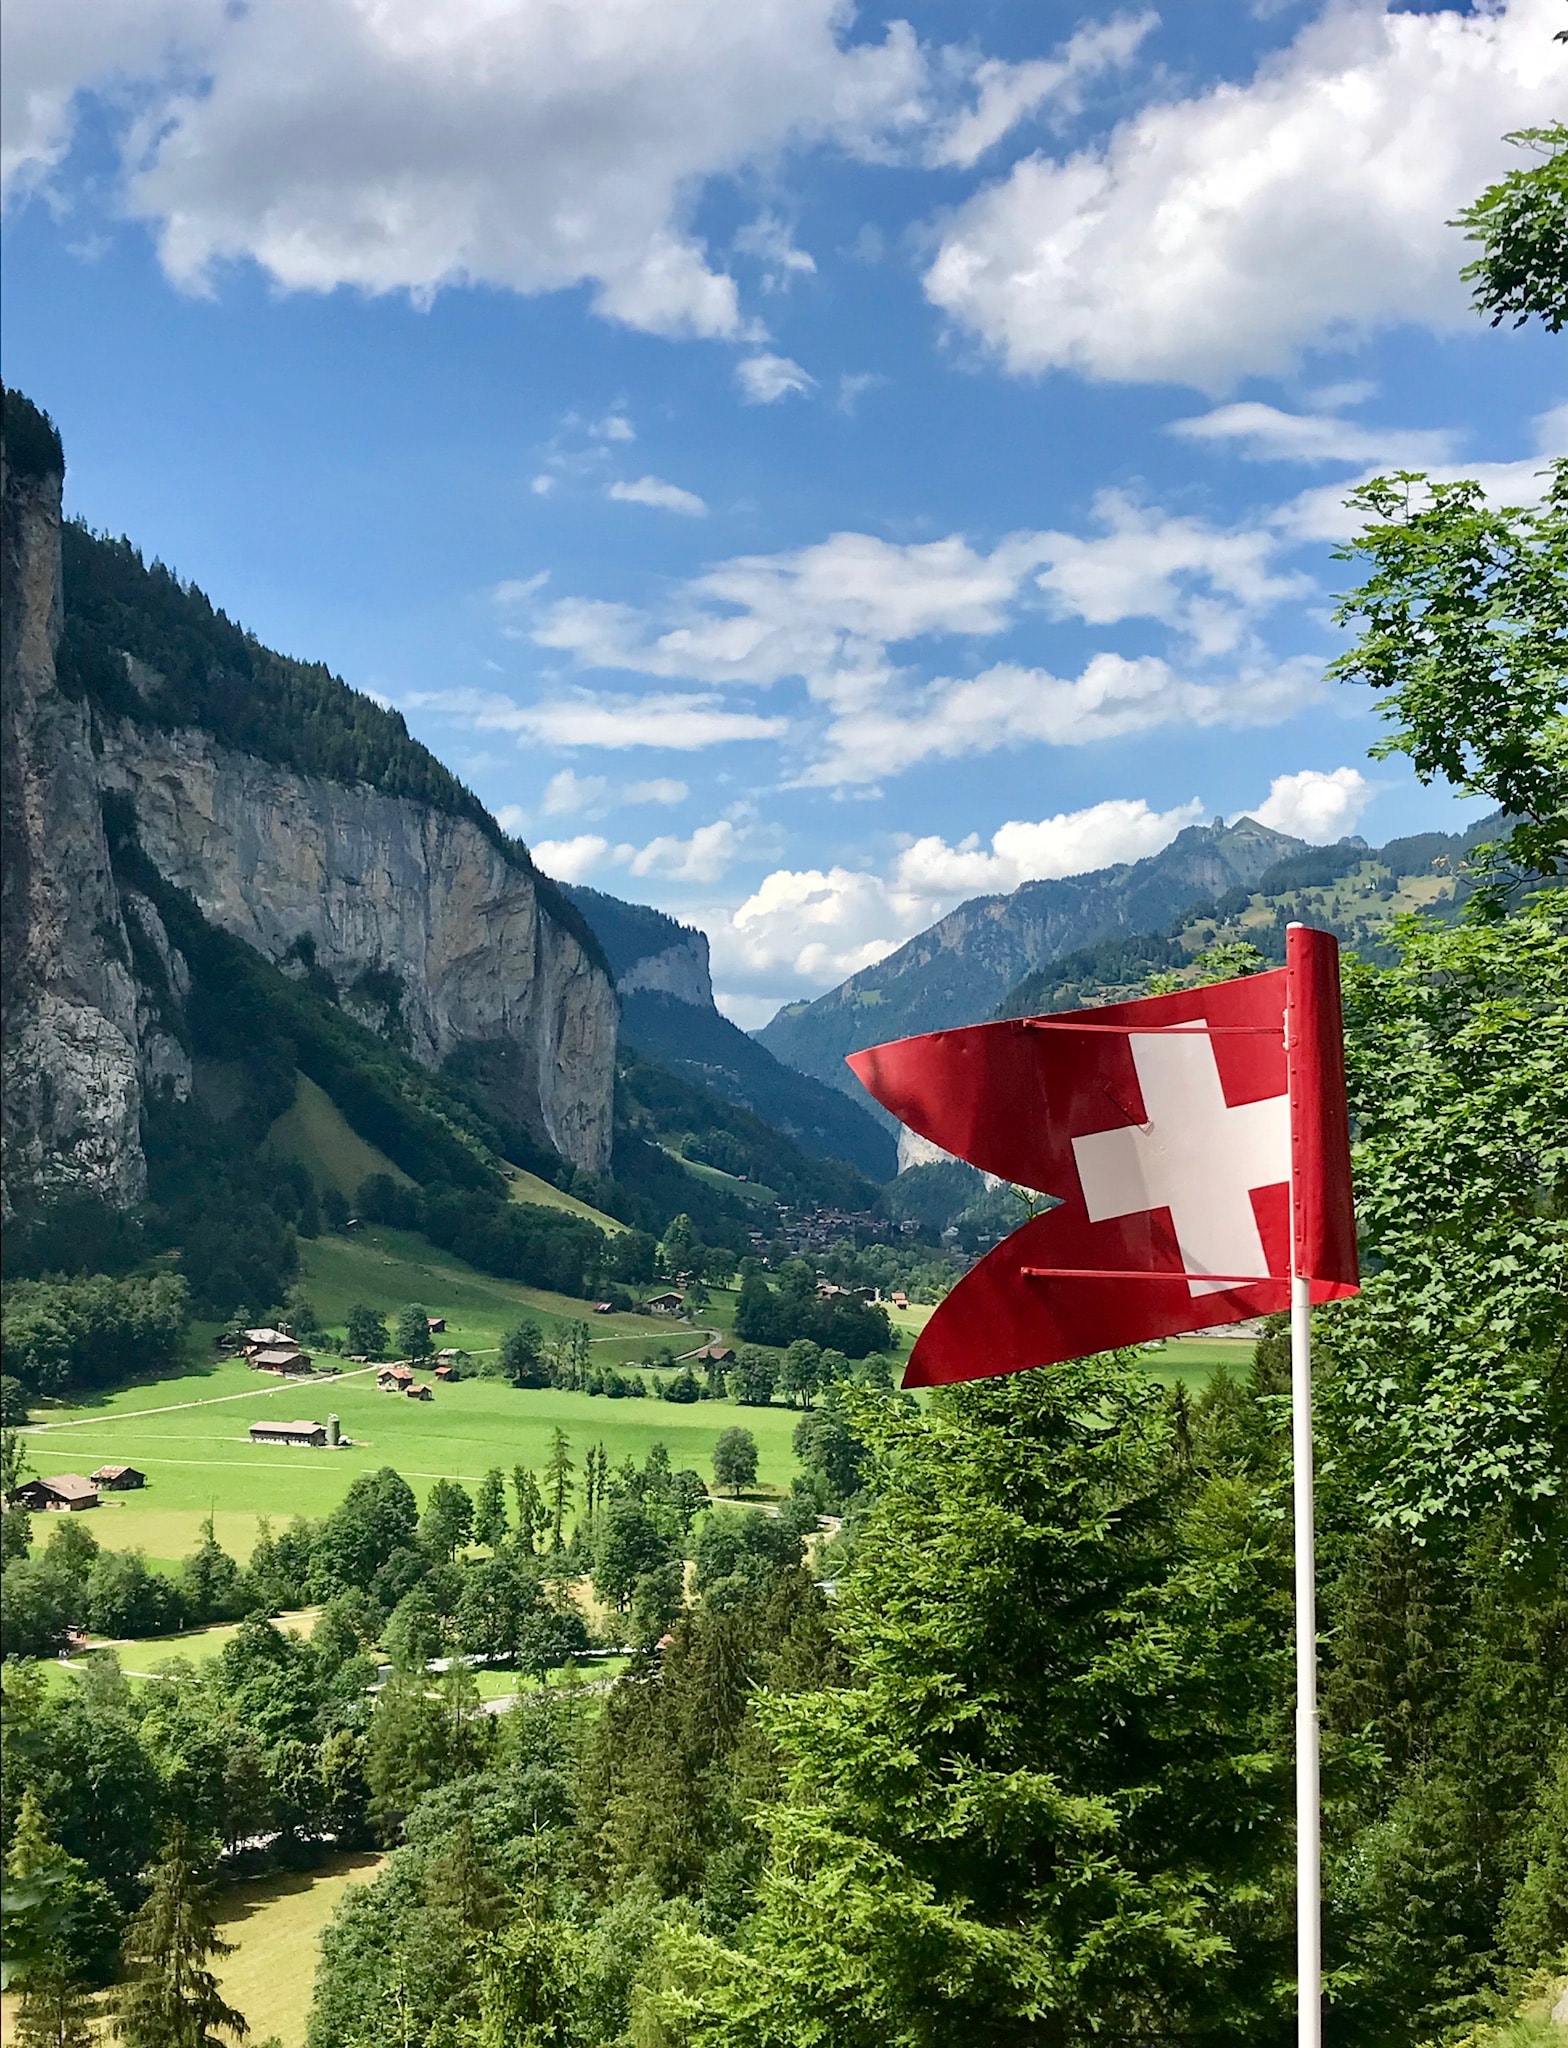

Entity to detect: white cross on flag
[847,924,1359,1387]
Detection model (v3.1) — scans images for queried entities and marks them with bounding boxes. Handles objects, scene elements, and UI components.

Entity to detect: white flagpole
[1286,924,1322,2048]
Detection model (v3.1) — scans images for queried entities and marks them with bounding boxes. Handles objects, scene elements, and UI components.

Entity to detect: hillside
[563,882,896,1180]
[997,816,1501,1016]
[757,816,1300,1095]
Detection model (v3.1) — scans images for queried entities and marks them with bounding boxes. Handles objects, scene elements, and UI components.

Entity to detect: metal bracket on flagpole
[1020,1267,1274,1283]
[1020,1020,1282,1034]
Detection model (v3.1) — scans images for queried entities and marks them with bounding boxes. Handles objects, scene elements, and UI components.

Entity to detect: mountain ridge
[756,814,1304,1097]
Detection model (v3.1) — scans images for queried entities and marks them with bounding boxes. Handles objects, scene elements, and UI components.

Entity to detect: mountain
[1,388,617,1219]
[997,816,1498,1019]
[563,883,898,1182]
[756,815,1302,1097]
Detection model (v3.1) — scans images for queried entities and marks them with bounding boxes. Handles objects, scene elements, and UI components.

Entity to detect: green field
[264,1071,413,1198]
[209,1851,386,2047]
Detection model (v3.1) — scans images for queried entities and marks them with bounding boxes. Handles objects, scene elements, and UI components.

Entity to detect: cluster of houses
[375,1362,436,1400]
[224,1326,315,1376]
[750,1205,918,1256]
[8,1465,146,1512]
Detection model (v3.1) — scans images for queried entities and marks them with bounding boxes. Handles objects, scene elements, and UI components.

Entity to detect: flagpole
[1287,924,1322,2048]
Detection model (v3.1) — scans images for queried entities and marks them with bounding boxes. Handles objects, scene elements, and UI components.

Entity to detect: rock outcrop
[99,721,616,1173]
[1,431,149,1211]
[1,408,616,1213]
[615,930,713,1007]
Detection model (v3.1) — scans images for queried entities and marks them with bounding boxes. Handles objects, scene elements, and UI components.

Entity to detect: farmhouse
[692,1342,735,1365]
[406,1383,434,1402]
[434,1364,455,1382]
[242,1327,293,1348]
[644,1292,685,1316]
[891,1292,909,1311]
[248,1419,327,1448]
[377,1364,415,1391]
[249,1345,312,1375]
[8,1474,98,1511]
[90,1465,146,1491]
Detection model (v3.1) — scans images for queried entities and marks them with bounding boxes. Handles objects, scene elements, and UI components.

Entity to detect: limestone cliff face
[99,724,616,1173]
[1,429,616,1211]
[0,445,152,1212]
[616,930,713,1007]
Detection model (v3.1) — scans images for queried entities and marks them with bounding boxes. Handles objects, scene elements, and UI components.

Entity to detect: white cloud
[493,803,527,835]
[533,834,613,882]
[1032,490,1310,658]
[0,0,222,199]
[1170,403,1457,469]
[892,797,1205,897]
[607,475,709,517]
[493,571,549,605]
[804,651,1322,786]
[711,792,1205,992]
[925,0,1561,388]
[543,769,610,816]
[926,11,1157,170]
[407,684,787,753]
[734,213,816,291]
[624,777,689,806]
[530,475,555,496]
[628,819,739,884]
[1248,766,1373,842]
[736,354,816,404]
[8,0,933,339]
[592,413,635,443]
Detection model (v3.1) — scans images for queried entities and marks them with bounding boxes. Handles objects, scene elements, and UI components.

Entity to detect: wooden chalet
[377,1363,415,1391]
[249,1344,312,1375]
[643,1291,685,1316]
[692,1342,735,1365]
[8,1473,98,1511]
[90,1464,146,1491]
[248,1419,327,1448]
[405,1383,434,1402]
[426,1316,446,1334]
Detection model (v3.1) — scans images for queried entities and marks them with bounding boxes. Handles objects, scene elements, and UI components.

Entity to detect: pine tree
[544,1429,574,1550]
[7,1792,99,2048]
[474,1467,509,1550]
[113,1825,249,2048]
[512,1464,545,1555]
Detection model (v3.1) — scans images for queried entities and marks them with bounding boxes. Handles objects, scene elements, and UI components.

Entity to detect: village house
[377,1363,415,1392]
[248,1344,313,1375]
[692,1341,735,1365]
[248,1419,327,1448]
[643,1291,685,1316]
[89,1464,146,1491]
[8,1473,99,1511]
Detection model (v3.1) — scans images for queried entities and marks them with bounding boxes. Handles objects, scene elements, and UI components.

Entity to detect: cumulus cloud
[926,11,1157,170]
[734,213,816,291]
[532,834,613,882]
[6,0,933,337]
[542,769,610,816]
[628,819,740,883]
[533,816,741,887]
[711,793,1205,993]
[736,354,816,404]
[624,777,689,806]
[1248,766,1373,843]
[607,475,709,517]
[925,0,1561,388]
[892,797,1204,897]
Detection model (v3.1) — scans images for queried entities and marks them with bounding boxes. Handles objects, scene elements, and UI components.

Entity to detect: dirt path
[22,1365,384,1433]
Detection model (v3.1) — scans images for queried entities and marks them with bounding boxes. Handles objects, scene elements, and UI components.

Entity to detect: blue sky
[2,0,1561,1023]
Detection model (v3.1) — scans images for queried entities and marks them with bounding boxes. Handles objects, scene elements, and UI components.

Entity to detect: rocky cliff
[1,395,617,1213]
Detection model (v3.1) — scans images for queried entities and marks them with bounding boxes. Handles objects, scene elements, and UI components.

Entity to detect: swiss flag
[848,924,1358,1388]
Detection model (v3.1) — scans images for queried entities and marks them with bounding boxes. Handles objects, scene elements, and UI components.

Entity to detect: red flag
[848,924,1357,1388]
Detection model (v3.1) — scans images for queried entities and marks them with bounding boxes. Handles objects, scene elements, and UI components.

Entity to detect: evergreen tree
[544,1429,574,1550]
[419,1480,474,1561]
[474,1467,509,1550]
[7,1792,101,2048]
[498,1318,547,1387]
[112,1825,248,2048]
[512,1465,545,1555]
